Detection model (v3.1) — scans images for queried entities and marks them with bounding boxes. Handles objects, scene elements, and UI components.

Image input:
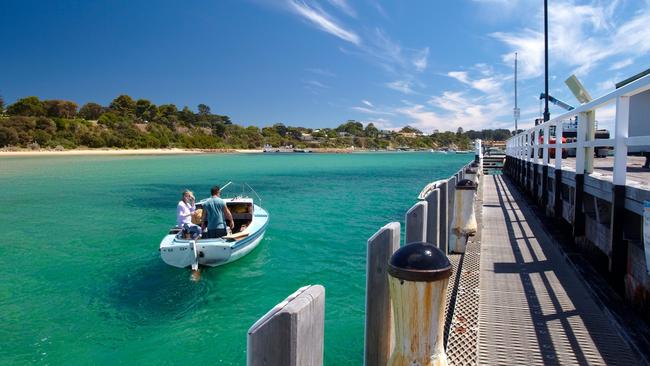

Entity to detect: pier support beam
[609,185,628,291]
[533,163,539,200]
[541,165,549,208]
[554,170,562,220]
[573,174,585,237]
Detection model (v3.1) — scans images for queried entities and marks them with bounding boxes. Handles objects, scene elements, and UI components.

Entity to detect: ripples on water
[0,153,470,365]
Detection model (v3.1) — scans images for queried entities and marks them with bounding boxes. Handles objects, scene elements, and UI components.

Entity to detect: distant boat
[159,183,268,270]
[293,148,312,153]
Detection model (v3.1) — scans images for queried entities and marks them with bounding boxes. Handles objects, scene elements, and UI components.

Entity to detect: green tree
[7,96,46,116]
[364,123,379,138]
[78,102,104,120]
[0,95,4,113]
[135,99,157,121]
[0,126,19,146]
[198,104,211,116]
[109,95,137,116]
[456,126,464,135]
[400,125,422,134]
[44,100,78,118]
[157,104,178,118]
[336,120,364,136]
[179,106,196,124]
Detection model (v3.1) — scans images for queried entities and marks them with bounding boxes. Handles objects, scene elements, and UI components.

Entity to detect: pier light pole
[543,0,550,122]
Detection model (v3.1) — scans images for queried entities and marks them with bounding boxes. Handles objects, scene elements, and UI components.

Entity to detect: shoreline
[0,147,362,157]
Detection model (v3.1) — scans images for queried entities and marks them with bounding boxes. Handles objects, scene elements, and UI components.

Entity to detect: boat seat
[232,213,252,221]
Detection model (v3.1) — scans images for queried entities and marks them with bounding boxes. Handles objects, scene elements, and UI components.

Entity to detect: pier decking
[478,174,641,365]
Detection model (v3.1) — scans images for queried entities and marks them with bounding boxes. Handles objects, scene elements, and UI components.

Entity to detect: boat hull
[160,231,265,268]
[159,203,268,268]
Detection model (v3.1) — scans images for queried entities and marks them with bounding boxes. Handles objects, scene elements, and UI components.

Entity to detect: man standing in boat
[201,185,234,238]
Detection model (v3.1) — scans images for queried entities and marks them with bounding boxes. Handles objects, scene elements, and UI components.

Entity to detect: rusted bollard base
[388,278,450,366]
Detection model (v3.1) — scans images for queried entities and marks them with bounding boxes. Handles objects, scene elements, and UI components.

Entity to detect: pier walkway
[478,174,641,365]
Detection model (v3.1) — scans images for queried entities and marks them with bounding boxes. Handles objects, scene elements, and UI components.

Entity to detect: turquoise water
[0,152,470,365]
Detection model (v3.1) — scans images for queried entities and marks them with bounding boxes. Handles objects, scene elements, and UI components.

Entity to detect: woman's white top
[176,200,196,227]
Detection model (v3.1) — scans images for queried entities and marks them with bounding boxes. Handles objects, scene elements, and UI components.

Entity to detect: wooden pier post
[247,285,326,366]
[406,201,428,244]
[437,180,449,254]
[365,222,401,366]
[387,242,452,366]
[423,189,440,247]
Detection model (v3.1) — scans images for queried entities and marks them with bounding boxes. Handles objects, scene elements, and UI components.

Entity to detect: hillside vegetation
[0,95,512,150]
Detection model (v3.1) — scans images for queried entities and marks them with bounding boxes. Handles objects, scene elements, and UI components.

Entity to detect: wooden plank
[406,201,428,244]
[247,285,326,366]
[365,222,400,366]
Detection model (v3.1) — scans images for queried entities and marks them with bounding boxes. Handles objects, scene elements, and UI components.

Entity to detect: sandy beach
[0,148,264,157]
[0,148,361,157]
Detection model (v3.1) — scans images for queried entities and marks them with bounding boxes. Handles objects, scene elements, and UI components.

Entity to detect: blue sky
[1,0,649,132]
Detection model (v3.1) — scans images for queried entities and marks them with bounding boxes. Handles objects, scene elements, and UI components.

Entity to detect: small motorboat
[159,183,268,270]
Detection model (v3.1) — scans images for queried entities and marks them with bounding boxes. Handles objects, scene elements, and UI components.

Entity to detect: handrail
[506,72,650,186]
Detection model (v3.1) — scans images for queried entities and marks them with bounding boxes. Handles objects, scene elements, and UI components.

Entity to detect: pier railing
[503,72,650,303]
[505,73,650,186]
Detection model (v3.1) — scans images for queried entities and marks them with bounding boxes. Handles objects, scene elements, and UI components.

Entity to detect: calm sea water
[0,152,470,365]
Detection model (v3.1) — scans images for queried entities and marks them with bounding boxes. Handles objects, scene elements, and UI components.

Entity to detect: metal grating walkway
[478,174,641,365]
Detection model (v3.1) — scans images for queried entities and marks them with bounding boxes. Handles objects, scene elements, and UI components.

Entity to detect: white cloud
[303,79,328,88]
[596,78,617,92]
[306,68,336,77]
[413,47,429,72]
[491,1,650,79]
[448,70,502,94]
[609,58,633,71]
[386,80,415,94]
[327,0,356,17]
[362,100,374,107]
[351,106,394,115]
[287,0,361,45]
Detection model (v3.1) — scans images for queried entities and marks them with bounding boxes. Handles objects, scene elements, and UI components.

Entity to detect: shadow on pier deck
[473,174,642,365]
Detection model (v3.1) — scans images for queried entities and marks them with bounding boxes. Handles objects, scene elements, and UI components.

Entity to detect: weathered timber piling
[448,179,478,254]
[406,201,428,244]
[423,188,440,247]
[247,285,325,366]
[387,242,453,366]
[365,222,400,366]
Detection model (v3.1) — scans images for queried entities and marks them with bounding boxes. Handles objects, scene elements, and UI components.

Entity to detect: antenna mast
[514,52,519,133]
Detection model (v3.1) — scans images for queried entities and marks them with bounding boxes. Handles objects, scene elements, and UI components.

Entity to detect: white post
[585,111,596,174]
[533,127,540,164]
[555,122,563,170]
[613,96,630,186]
[576,112,587,174]
[542,124,550,166]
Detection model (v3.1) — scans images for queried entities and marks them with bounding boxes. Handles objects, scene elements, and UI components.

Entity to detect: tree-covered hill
[0,95,512,150]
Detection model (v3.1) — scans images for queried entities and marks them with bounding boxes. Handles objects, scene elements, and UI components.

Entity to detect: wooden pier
[479,174,641,364]
[244,133,650,364]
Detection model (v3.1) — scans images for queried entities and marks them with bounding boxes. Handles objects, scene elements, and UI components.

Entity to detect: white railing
[506,73,650,186]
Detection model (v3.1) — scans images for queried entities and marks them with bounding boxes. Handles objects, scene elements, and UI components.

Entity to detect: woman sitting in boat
[177,190,202,239]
